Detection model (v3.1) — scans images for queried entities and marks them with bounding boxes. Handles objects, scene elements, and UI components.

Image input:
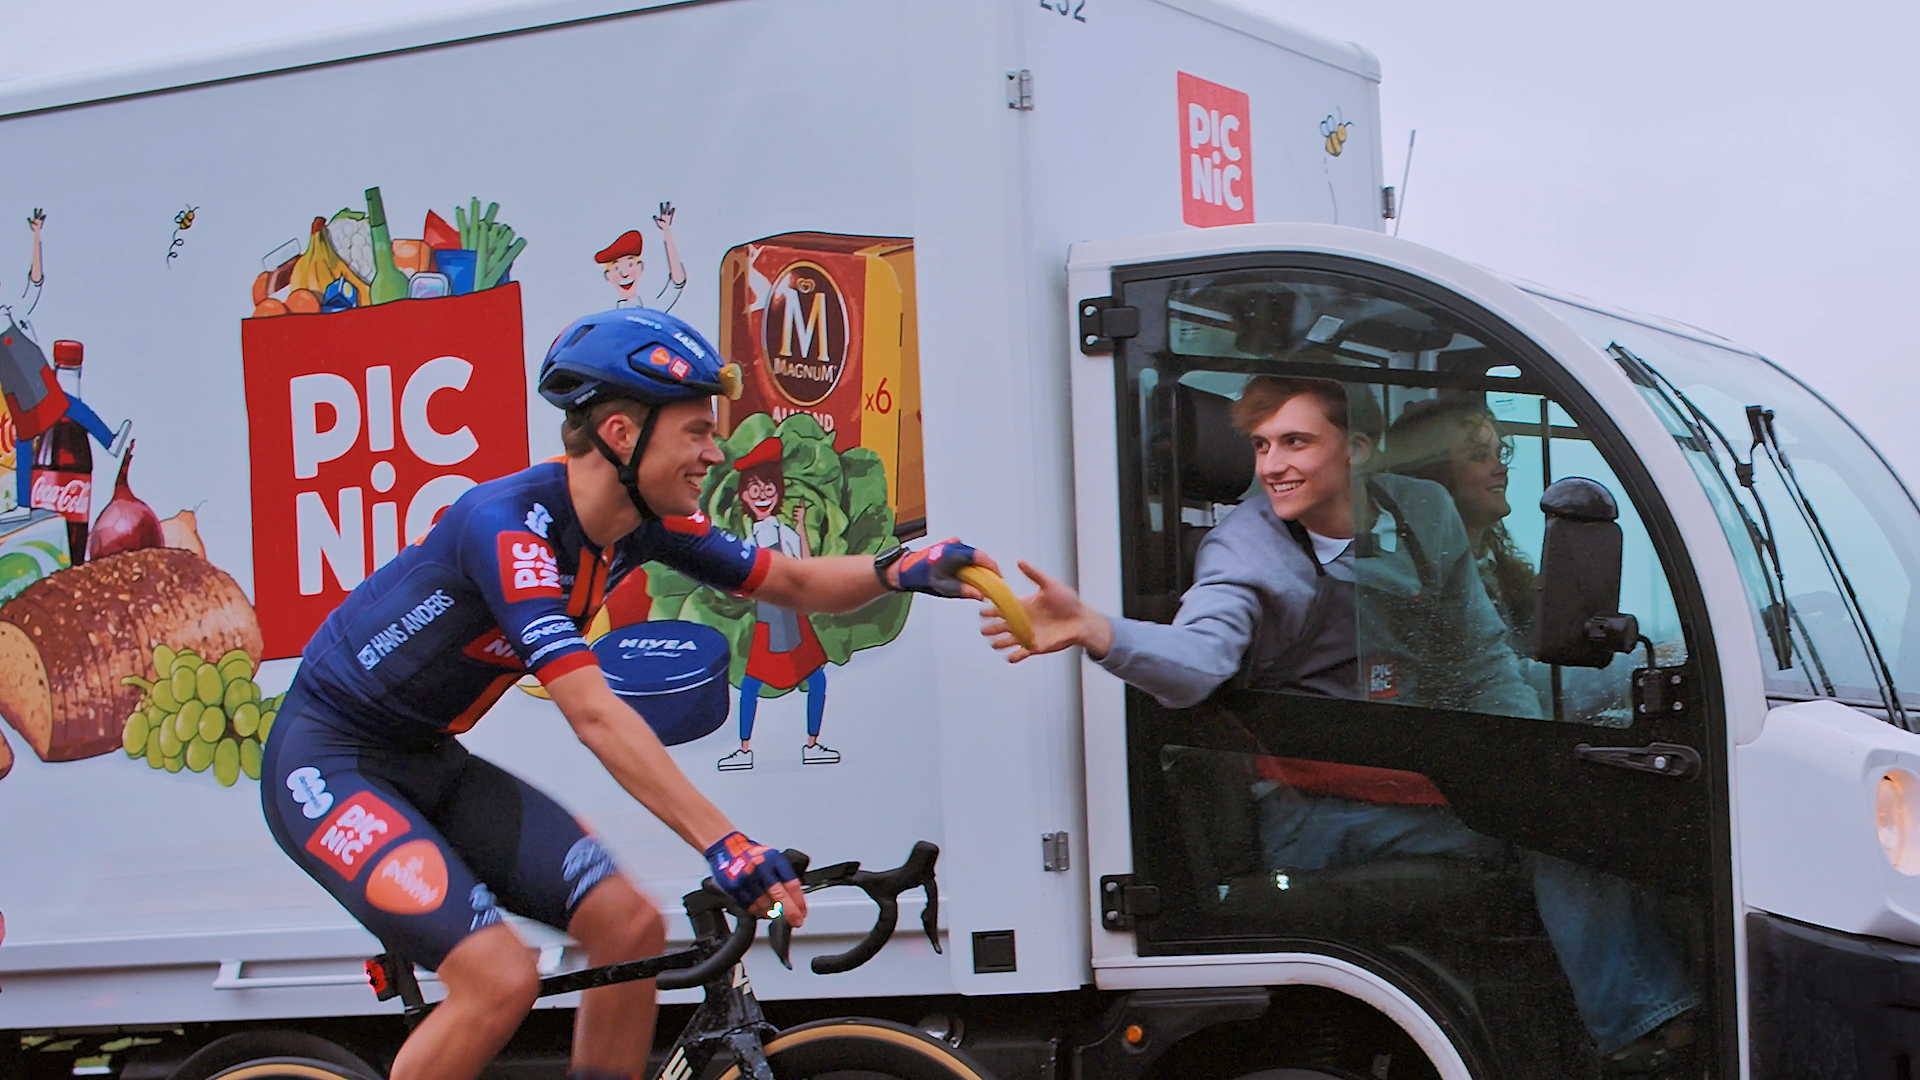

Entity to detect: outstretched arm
[752,540,1001,613]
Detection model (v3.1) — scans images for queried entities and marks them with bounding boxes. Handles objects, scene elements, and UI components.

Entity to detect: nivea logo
[618,636,700,653]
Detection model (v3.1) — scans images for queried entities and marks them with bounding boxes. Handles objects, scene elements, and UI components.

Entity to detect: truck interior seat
[1175,383,1254,573]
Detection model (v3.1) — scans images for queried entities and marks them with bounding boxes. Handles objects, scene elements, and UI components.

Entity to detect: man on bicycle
[260,307,997,1080]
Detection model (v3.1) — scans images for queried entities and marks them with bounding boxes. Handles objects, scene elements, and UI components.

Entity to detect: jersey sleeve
[457,496,598,684]
[643,513,772,594]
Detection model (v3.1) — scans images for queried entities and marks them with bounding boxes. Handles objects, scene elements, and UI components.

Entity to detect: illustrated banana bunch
[288,216,370,300]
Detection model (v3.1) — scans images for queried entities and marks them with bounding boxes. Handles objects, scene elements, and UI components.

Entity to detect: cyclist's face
[628,399,724,515]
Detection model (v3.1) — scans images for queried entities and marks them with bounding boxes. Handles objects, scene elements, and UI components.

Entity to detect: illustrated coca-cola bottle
[31,340,92,562]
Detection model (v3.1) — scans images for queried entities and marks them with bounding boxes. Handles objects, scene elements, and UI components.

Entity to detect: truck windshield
[1532,291,1920,720]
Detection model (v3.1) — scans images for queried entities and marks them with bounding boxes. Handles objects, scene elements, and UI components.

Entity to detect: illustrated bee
[174,205,198,231]
[1321,116,1352,157]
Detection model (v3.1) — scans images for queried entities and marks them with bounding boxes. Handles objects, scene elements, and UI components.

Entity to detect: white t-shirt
[1304,528,1353,567]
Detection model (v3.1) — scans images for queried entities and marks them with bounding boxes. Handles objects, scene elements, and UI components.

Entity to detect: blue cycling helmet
[537,307,742,518]
[538,307,742,410]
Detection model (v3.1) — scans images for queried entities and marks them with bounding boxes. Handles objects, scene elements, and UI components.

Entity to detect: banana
[957,566,1036,652]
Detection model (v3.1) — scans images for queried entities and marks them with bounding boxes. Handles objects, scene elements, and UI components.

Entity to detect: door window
[1108,261,1723,1077]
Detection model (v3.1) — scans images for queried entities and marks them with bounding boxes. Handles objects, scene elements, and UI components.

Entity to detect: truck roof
[0,0,1378,119]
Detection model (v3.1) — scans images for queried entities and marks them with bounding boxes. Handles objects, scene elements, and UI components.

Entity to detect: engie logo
[498,532,561,601]
[1177,72,1254,227]
[304,790,411,881]
[243,286,532,659]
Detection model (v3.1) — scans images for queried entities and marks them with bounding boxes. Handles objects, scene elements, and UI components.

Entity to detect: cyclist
[260,307,998,1080]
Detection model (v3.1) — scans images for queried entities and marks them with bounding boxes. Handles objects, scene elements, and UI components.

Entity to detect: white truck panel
[0,0,1388,1030]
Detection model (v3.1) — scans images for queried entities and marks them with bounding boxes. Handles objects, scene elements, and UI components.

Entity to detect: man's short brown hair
[560,398,650,457]
[1231,375,1383,441]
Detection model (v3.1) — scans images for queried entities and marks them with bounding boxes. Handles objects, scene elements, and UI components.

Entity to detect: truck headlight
[1878,770,1920,873]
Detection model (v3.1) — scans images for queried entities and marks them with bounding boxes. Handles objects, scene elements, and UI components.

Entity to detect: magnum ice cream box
[719,232,925,539]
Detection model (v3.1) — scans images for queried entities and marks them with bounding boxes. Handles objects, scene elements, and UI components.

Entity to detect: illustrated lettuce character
[646,413,910,696]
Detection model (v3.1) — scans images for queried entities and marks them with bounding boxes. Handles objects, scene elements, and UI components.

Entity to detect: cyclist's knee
[570,876,663,960]
[440,925,540,1013]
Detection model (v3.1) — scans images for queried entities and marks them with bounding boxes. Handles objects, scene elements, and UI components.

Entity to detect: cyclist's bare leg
[390,924,540,1080]
[567,875,667,1075]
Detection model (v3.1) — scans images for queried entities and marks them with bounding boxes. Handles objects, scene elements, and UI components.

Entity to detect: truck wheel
[169,1032,379,1080]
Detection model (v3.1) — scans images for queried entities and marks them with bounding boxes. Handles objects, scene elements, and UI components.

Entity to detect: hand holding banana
[885,539,1037,652]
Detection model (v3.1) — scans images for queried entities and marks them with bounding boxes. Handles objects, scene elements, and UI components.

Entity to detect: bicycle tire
[711,1017,994,1080]
[206,1058,372,1080]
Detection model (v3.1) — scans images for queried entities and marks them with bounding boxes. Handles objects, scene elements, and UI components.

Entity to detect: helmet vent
[565,324,596,348]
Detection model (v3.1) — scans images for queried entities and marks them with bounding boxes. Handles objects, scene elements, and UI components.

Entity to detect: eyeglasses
[1459,437,1515,466]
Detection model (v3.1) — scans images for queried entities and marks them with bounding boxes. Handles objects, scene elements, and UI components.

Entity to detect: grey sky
[7,0,1917,481]
[1250,0,1920,484]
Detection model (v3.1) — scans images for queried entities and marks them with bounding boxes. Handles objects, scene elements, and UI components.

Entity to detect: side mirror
[1531,478,1639,668]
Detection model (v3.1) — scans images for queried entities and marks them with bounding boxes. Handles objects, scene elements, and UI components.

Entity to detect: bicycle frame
[361,842,943,1080]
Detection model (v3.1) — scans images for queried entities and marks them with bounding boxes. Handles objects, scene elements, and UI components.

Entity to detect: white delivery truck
[2,2,1918,1079]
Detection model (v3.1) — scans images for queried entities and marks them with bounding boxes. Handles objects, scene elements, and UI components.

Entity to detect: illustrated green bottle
[364,187,408,305]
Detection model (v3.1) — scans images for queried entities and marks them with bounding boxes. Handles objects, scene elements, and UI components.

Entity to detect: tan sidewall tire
[205,1060,368,1080]
[712,1018,992,1080]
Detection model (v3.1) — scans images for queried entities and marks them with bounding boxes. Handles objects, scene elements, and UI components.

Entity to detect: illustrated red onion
[88,443,165,560]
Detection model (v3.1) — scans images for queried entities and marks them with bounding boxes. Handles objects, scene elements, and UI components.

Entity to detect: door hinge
[1100,875,1160,930]
[1042,831,1071,872]
[1633,665,1692,719]
[1078,297,1139,354]
[1006,69,1034,111]
[1382,185,1397,220]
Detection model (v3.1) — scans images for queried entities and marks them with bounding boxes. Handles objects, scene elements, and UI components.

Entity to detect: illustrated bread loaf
[0,548,261,762]
[0,726,12,779]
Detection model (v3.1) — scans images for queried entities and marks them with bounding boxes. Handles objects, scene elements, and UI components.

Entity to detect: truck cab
[1068,222,1920,1078]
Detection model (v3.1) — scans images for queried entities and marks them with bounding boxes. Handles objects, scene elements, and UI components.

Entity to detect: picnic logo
[305,790,410,880]
[1177,72,1254,227]
[498,532,562,601]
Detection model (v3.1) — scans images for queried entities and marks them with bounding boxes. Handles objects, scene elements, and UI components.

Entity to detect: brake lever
[766,849,810,971]
[920,862,941,955]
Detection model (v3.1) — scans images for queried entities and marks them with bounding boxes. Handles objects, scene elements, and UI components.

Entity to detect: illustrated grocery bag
[241,284,531,659]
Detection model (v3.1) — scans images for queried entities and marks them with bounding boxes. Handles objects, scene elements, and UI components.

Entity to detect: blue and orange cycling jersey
[298,460,769,740]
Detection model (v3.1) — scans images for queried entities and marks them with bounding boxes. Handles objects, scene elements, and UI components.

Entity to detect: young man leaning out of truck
[261,307,1000,1080]
[982,375,1699,1070]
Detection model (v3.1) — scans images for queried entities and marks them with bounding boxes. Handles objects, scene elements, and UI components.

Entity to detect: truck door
[1073,249,1734,1078]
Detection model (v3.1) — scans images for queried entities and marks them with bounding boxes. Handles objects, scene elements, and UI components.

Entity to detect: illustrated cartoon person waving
[595,202,688,313]
[717,437,835,771]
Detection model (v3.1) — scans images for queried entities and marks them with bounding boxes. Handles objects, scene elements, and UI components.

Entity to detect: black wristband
[872,544,908,592]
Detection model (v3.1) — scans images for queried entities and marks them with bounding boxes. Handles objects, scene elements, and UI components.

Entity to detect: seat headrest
[1177,384,1255,505]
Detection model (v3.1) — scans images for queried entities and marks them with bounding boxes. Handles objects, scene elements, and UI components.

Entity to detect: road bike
[189,842,992,1080]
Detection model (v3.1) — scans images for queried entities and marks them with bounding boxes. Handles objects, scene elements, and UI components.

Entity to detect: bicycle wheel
[206,1060,372,1080]
[712,1017,994,1080]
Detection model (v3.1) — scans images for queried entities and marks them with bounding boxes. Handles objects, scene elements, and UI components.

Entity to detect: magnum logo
[762,262,849,407]
[721,232,926,539]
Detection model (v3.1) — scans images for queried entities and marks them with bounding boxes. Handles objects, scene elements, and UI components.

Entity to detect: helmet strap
[586,404,662,521]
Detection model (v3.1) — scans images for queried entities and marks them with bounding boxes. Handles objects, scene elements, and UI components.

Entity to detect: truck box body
[0,0,1384,1030]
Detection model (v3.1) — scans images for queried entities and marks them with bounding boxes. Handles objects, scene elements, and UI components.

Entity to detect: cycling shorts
[260,685,620,970]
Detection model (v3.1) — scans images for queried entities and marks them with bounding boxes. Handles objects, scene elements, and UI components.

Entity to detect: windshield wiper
[1607,344,1832,691]
[1747,405,1910,729]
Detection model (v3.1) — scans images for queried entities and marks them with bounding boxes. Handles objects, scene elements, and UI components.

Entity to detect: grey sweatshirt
[1097,473,1541,719]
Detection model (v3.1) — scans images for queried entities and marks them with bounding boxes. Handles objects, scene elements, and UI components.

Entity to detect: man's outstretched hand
[980,561,1113,662]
